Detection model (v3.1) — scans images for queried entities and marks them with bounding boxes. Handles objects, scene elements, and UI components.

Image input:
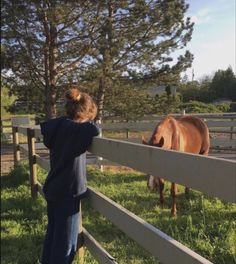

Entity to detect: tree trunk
[96,1,114,122]
[45,84,57,119]
[96,77,106,122]
[43,0,58,119]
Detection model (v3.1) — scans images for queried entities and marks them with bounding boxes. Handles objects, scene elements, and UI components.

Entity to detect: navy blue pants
[41,197,80,264]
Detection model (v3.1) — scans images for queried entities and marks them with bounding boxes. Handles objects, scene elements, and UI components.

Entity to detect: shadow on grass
[82,204,158,264]
[1,195,45,222]
[1,165,29,188]
[1,164,46,264]
[1,234,43,264]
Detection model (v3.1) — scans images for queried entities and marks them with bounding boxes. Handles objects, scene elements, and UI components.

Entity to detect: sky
[182,0,235,80]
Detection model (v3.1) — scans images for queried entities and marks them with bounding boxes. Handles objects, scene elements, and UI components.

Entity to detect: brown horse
[142,115,210,217]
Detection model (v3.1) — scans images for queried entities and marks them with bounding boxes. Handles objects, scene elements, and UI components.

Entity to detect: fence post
[12,126,20,168]
[0,119,3,134]
[97,119,104,172]
[27,127,38,199]
[78,202,84,263]
[126,128,129,139]
[230,118,233,140]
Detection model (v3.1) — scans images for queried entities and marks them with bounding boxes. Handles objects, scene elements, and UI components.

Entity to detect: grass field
[1,163,236,264]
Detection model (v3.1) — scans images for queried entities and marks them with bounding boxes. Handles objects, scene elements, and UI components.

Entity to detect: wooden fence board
[19,144,29,156]
[101,120,235,132]
[17,126,28,135]
[13,122,235,263]
[206,120,236,128]
[35,154,50,171]
[89,138,236,203]
[87,187,212,264]
[34,126,43,139]
[12,116,30,126]
[83,229,117,264]
[103,113,236,122]
[102,122,156,131]
[119,138,236,148]
[210,129,236,134]
[211,139,236,148]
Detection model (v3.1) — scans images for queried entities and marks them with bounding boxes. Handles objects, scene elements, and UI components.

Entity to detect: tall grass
[1,164,236,264]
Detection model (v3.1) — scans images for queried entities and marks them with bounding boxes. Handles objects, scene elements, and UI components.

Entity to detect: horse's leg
[171,182,177,217]
[159,178,165,208]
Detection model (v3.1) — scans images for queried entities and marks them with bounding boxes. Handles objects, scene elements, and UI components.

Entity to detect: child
[40,88,99,264]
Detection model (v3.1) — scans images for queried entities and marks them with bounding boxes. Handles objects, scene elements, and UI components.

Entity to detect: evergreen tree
[83,0,194,119]
[1,0,99,118]
[2,0,194,119]
[209,66,236,101]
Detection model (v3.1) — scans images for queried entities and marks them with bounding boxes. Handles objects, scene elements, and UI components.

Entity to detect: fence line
[100,116,236,149]
[10,117,236,264]
[87,187,212,264]
[89,137,236,203]
[20,135,213,263]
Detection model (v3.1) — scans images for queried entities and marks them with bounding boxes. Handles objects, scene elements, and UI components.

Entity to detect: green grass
[1,164,236,264]
[1,165,45,264]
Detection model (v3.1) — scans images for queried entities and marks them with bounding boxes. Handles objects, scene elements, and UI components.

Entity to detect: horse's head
[142,136,162,192]
[142,135,165,148]
[147,174,160,192]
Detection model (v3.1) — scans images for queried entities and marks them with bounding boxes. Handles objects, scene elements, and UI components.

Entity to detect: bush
[180,101,221,113]
[229,102,236,112]
[215,103,230,113]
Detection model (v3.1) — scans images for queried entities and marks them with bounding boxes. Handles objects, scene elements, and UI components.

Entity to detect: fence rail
[101,114,236,148]
[2,113,236,140]
[89,137,236,203]
[10,114,236,264]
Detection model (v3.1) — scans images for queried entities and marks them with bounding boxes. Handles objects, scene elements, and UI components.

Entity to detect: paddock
[2,113,236,263]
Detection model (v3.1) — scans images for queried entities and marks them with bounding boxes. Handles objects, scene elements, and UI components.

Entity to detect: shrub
[180,101,221,113]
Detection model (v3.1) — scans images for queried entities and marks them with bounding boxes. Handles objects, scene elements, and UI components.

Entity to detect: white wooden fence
[101,113,236,149]
[12,117,236,264]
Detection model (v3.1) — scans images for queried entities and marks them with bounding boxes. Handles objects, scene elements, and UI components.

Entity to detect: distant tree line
[2,65,235,120]
[179,67,236,103]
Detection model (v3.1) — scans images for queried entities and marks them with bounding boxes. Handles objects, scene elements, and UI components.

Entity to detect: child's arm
[74,122,99,156]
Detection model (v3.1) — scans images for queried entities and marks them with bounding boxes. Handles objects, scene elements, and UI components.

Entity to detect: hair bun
[65,88,81,101]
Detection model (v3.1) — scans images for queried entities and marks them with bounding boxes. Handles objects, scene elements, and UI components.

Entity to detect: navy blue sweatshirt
[40,117,99,202]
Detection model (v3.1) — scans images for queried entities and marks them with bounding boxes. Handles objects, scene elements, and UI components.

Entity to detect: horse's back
[177,116,210,154]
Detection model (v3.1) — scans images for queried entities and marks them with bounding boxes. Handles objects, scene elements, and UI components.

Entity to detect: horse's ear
[142,136,148,145]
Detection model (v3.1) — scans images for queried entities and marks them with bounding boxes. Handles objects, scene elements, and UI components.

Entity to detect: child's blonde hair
[65,88,97,122]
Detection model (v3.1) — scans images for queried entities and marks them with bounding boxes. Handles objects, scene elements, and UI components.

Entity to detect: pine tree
[2,0,99,118]
[2,0,194,119]
[81,0,194,119]
[210,66,236,101]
